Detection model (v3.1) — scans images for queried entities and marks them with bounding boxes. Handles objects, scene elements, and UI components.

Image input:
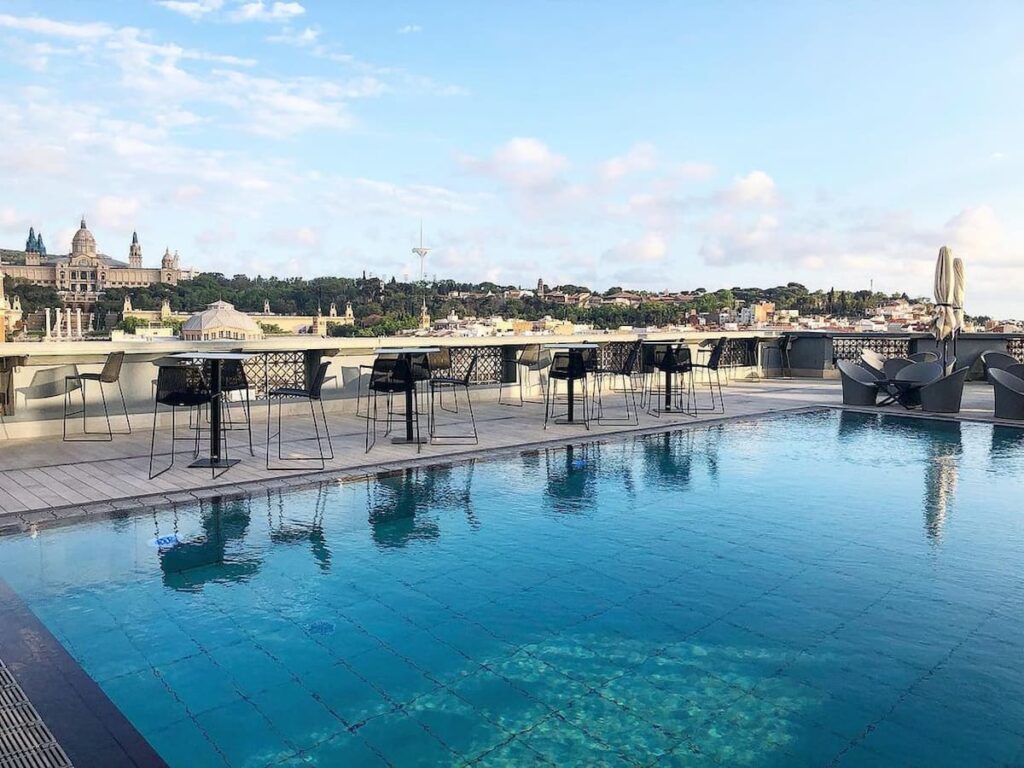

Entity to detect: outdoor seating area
[837,346,1023,419]
[0,332,1017,528]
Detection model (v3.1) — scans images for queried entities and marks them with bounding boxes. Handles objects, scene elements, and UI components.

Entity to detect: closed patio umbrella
[952,257,966,355]
[932,246,956,365]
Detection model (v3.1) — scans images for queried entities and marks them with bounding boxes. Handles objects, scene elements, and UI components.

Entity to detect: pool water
[2,411,1024,767]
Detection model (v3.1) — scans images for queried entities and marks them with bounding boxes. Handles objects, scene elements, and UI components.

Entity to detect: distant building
[181,300,265,341]
[0,269,24,340]
[0,219,193,306]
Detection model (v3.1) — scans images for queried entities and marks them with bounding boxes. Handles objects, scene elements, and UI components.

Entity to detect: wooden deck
[0,379,1007,531]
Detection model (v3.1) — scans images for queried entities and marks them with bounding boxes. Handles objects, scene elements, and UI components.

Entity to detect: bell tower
[128,231,142,268]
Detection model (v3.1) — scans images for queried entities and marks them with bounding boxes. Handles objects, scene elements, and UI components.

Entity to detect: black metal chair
[593,340,641,425]
[641,342,674,413]
[63,351,131,441]
[689,337,726,413]
[920,367,969,414]
[500,344,551,406]
[429,355,478,443]
[149,365,221,478]
[989,368,1024,420]
[356,354,395,419]
[837,360,880,406]
[266,361,333,470]
[365,354,427,453]
[908,351,939,363]
[544,351,590,429]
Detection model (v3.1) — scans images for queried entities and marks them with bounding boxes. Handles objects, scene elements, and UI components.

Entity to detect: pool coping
[0,579,169,767]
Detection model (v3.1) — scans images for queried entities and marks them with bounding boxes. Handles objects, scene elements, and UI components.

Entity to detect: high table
[375,347,440,444]
[544,343,599,424]
[641,340,688,413]
[170,351,254,469]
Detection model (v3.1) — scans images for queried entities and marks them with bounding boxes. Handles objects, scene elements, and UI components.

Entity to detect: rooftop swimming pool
[1,410,1023,767]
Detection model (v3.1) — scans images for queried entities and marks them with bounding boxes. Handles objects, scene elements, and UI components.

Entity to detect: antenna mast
[411,220,431,283]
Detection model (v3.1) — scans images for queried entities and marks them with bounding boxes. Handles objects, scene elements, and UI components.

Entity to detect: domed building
[0,218,194,306]
[181,300,265,342]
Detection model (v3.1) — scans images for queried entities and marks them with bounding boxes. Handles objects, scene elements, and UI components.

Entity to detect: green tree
[117,316,148,333]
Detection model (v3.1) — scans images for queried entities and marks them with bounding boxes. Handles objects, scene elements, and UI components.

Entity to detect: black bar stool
[149,365,223,479]
[63,351,131,441]
[266,361,333,470]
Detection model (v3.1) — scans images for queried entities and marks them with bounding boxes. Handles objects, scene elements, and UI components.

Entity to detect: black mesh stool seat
[149,365,222,478]
[429,355,479,443]
[356,354,396,419]
[266,361,333,470]
[215,358,254,456]
[63,351,131,441]
[500,344,552,406]
[642,342,693,416]
[689,337,727,414]
[544,351,590,429]
[594,340,641,425]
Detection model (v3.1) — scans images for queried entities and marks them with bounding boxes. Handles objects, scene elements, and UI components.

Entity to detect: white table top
[640,340,682,345]
[376,347,441,355]
[544,343,599,350]
[169,352,256,361]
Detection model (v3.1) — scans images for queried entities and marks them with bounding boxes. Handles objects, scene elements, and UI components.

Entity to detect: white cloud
[944,205,1002,262]
[699,213,780,265]
[230,1,305,22]
[157,0,225,19]
[674,161,716,181]
[460,138,569,190]
[397,24,422,35]
[604,232,668,263]
[94,195,142,228]
[267,26,320,46]
[600,143,656,182]
[721,170,777,206]
[0,13,112,40]
[0,208,29,233]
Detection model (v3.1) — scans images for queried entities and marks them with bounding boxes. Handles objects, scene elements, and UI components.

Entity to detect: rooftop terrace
[0,332,1020,767]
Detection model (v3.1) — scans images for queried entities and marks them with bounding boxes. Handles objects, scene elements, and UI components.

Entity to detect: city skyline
[1,1,1022,316]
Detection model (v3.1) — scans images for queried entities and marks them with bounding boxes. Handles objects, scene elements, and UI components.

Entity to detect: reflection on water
[544,444,599,514]
[837,409,878,439]
[642,431,693,488]
[268,485,331,572]
[367,463,477,548]
[991,425,1024,468]
[922,422,962,542]
[157,497,261,591]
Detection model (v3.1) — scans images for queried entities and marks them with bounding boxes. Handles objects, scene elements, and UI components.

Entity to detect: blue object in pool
[1,411,1023,767]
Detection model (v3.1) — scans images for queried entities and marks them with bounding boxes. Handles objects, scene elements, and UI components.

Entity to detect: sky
[1,1,1022,317]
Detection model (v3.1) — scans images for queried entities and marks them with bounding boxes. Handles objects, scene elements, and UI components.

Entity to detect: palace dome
[181,300,264,341]
[71,218,97,258]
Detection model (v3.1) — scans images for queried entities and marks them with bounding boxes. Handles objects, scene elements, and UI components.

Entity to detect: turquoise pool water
[1,411,1024,767]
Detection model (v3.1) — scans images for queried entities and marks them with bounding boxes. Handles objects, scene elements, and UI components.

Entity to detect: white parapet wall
[0,331,771,439]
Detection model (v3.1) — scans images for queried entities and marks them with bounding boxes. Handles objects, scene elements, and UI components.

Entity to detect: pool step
[0,659,72,768]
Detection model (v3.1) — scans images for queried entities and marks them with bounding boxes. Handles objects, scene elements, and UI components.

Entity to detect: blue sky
[1,1,1022,316]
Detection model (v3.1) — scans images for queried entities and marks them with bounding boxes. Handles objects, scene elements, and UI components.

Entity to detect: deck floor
[0,379,1005,530]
